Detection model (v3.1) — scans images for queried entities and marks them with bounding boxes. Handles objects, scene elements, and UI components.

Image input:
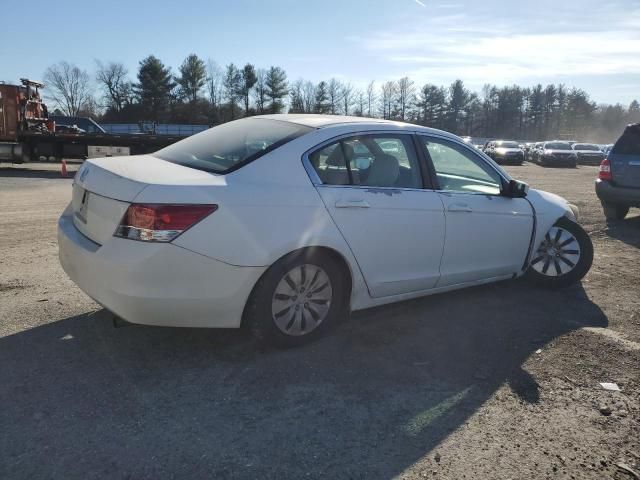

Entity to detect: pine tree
[176,54,206,104]
[265,66,288,114]
[314,81,329,113]
[134,55,175,121]
[239,64,257,116]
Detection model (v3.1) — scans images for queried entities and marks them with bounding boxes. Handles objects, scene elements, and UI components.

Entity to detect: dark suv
[595,123,640,220]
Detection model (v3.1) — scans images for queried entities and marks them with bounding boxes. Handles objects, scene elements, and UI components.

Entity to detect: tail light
[598,158,613,181]
[114,204,218,242]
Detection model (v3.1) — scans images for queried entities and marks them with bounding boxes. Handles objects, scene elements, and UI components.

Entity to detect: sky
[1,0,639,105]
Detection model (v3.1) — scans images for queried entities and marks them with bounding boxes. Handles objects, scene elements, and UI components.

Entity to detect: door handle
[335,199,370,209]
[448,203,472,213]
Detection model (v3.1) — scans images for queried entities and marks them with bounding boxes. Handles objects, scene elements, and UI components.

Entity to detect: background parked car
[529,142,544,163]
[536,141,578,167]
[571,143,606,165]
[601,144,614,155]
[483,140,524,165]
[595,123,640,220]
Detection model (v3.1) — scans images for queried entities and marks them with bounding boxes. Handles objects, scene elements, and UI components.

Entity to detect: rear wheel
[245,250,349,348]
[525,217,593,288]
[602,203,629,221]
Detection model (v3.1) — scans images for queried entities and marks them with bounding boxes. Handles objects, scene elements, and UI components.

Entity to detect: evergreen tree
[417,84,446,128]
[314,81,329,113]
[447,80,470,134]
[239,63,258,116]
[176,54,206,104]
[134,55,175,121]
[265,66,288,114]
[223,63,242,119]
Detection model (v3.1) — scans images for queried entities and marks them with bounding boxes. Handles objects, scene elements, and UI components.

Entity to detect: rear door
[306,133,445,298]
[610,124,640,188]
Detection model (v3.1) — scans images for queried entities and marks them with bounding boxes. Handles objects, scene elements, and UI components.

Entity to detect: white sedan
[58,115,593,347]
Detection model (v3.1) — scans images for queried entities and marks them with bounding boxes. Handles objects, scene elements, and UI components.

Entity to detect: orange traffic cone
[61,159,67,177]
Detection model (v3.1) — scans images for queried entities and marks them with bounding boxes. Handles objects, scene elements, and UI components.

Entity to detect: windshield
[573,144,599,151]
[545,142,571,150]
[497,141,519,148]
[154,118,313,173]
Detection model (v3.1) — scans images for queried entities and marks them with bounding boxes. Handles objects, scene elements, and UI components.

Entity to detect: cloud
[349,6,640,88]
[412,0,426,6]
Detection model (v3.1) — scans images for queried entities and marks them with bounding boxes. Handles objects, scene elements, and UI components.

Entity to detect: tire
[525,217,593,288]
[602,203,629,221]
[244,250,349,348]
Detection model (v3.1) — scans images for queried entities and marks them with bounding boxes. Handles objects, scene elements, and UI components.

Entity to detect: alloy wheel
[530,227,581,277]
[271,264,333,336]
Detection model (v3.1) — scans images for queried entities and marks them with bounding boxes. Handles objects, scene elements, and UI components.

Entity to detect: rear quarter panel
[165,133,373,309]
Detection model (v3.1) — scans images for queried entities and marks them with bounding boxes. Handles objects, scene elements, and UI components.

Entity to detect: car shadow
[0,280,607,479]
[605,214,640,248]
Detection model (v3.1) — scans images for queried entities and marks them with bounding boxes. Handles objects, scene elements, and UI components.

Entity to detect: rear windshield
[612,125,640,155]
[497,141,519,148]
[154,118,314,173]
[545,142,571,150]
[573,144,599,151]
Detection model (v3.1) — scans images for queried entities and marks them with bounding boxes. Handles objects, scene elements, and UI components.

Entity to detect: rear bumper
[595,179,640,207]
[577,154,605,165]
[58,207,265,328]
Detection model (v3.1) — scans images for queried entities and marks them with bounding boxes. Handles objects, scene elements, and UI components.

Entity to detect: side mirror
[503,179,529,198]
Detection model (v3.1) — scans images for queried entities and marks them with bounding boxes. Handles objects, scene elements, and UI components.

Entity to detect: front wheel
[244,250,349,348]
[525,217,593,288]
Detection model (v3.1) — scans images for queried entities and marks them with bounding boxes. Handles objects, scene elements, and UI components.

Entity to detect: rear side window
[154,118,313,173]
[612,125,640,155]
[309,134,422,189]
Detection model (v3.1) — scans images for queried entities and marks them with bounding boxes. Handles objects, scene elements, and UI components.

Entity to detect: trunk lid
[71,154,222,244]
[610,124,640,188]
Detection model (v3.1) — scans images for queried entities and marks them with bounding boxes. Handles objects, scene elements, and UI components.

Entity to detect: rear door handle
[447,203,472,213]
[335,199,370,209]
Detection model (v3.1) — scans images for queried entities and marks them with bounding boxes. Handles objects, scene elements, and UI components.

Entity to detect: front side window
[421,137,503,195]
[309,134,422,189]
[154,118,313,173]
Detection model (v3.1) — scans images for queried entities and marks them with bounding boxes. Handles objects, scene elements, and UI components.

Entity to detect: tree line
[42,54,640,142]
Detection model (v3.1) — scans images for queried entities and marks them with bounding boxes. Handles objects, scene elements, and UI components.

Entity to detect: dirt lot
[0,162,638,480]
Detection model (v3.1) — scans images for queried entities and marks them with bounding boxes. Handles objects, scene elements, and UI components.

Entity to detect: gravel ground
[0,161,638,480]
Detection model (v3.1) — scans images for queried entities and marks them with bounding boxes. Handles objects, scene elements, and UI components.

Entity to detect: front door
[418,135,534,287]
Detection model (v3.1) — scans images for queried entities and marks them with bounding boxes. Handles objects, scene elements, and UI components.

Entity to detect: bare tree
[254,69,268,114]
[366,80,377,117]
[341,83,355,116]
[302,81,316,113]
[327,78,344,115]
[206,60,224,112]
[355,90,366,116]
[95,61,131,113]
[380,81,397,119]
[44,61,92,116]
[289,78,305,113]
[396,76,416,121]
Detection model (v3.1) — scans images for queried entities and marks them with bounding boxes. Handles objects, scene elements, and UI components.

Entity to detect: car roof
[259,114,403,128]
[256,114,460,140]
